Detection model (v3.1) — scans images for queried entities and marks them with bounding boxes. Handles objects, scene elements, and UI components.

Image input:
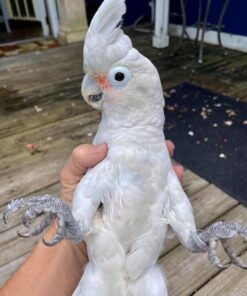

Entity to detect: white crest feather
[89,0,126,38]
[83,0,133,74]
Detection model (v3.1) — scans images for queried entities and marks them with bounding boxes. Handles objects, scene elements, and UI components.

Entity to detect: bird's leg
[198,221,247,269]
[3,195,84,246]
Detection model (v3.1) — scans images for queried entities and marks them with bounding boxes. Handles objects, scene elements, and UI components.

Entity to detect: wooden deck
[0,31,247,294]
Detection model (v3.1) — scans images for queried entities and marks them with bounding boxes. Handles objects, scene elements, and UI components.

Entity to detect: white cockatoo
[3,0,247,295]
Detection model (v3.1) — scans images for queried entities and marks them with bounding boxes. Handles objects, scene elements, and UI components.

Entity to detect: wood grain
[194,251,247,296]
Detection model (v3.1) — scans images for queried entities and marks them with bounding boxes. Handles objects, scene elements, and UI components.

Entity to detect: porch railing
[6,0,36,20]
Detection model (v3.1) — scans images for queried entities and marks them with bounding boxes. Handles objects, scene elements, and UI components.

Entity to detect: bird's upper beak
[81,74,103,110]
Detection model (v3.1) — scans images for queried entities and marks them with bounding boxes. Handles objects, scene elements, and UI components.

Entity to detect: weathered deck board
[0,43,83,71]
[0,31,246,292]
[0,111,99,159]
[0,112,100,205]
[194,251,247,296]
[181,170,209,196]
[160,205,247,296]
[0,97,93,139]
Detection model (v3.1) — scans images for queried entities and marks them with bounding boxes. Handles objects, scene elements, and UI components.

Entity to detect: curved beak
[81,74,103,109]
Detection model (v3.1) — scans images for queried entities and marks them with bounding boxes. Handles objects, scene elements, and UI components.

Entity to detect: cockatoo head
[81,0,164,126]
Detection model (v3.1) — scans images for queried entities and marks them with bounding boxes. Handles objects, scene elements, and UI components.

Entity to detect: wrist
[1,220,87,296]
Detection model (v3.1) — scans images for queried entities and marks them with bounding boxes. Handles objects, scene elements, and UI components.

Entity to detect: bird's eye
[115,72,125,81]
[108,66,132,88]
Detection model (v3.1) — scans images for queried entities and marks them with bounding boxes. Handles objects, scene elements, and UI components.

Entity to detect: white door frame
[0,0,11,32]
[34,0,49,36]
[46,0,59,38]
[153,0,170,48]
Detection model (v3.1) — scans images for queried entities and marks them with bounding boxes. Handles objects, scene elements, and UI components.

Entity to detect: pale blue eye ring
[108,66,132,88]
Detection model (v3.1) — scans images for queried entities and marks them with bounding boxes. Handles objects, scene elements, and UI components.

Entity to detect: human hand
[60,141,184,202]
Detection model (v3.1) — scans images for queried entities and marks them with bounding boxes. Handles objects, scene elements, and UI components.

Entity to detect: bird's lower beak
[88,93,103,103]
[81,74,103,110]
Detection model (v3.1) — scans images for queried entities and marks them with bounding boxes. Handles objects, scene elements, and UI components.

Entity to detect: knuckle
[72,144,91,161]
[60,167,67,182]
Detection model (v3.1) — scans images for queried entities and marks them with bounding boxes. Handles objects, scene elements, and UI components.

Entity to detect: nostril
[88,93,103,103]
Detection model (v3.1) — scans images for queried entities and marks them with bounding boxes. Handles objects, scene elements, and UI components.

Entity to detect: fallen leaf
[226,109,236,117]
[224,120,233,126]
[164,91,171,98]
[34,105,43,112]
[26,143,38,153]
[200,111,208,119]
[166,105,175,111]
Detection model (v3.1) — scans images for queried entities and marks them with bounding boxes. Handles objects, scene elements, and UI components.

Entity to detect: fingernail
[92,144,107,153]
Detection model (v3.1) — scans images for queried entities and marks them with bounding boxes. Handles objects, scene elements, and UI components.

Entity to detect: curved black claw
[2,195,84,246]
[221,238,247,269]
[199,221,247,269]
[42,216,66,246]
[17,231,32,238]
[17,214,53,238]
[208,239,229,269]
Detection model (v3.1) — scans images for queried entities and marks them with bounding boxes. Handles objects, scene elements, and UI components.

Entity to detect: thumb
[60,144,108,201]
[64,144,108,178]
[72,143,108,172]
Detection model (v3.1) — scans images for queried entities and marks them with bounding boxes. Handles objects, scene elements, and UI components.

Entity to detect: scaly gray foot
[199,221,247,269]
[3,195,84,246]
[221,238,247,269]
